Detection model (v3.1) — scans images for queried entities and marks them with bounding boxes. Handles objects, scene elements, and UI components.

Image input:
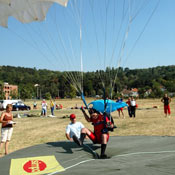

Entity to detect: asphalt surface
[1,136,175,175]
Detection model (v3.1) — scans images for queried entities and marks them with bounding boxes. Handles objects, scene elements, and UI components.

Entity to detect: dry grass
[1,98,175,155]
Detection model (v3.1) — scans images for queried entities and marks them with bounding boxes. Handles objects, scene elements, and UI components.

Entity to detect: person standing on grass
[130,96,136,118]
[161,93,171,117]
[50,99,55,116]
[116,97,125,118]
[0,104,15,155]
[41,99,47,117]
[126,97,132,117]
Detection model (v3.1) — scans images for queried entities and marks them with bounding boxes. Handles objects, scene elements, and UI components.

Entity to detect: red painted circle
[23,160,47,173]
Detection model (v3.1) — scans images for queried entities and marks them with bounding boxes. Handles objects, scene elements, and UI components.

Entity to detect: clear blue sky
[0,0,175,72]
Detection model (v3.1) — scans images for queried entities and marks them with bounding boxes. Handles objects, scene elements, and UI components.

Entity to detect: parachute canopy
[88,99,128,113]
[0,0,68,27]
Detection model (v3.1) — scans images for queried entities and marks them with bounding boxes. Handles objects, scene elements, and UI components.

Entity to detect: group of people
[33,99,63,117]
[116,96,137,118]
[66,108,114,159]
[0,93,172,157]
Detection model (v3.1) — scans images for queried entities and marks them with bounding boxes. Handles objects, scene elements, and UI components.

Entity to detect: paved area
[1,136,175,175]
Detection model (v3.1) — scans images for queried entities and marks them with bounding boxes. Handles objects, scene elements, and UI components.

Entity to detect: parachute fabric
[0,0,68,27]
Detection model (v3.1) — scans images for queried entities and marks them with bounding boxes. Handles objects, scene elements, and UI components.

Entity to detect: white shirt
[66,122,84,139]
[131,100,136,106]
[42,102,47,109]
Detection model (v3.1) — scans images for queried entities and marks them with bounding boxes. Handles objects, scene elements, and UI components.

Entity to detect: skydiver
[74,108,114,159]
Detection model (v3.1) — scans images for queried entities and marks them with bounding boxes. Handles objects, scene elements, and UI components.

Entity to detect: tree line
[0,65,175,100]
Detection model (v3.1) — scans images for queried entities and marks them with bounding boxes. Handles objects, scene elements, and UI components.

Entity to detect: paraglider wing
[0,0,69,27]
[88,99,128,113]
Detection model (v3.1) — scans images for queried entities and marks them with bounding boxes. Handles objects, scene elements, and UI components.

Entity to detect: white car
[0,100,22,110]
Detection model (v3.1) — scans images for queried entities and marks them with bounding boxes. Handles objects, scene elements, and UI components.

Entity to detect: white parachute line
[123,0,161,68]
[54,13,82,92]
[103,0,110,87]
[108,0,128,97]
[58,0,83,94]
[26,22,63,67]
[111,0,132,96]
[62,7,84,89]
[7,27,57,69]
[50,6,83,92]
[76,0,84,94]
[110,0,129,62]
[67,36,82,93]
[88,1,105,90]
[130,0,149,22]
[3,1,59,69]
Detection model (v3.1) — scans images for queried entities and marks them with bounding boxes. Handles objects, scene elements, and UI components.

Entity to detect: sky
[0,0,175,72]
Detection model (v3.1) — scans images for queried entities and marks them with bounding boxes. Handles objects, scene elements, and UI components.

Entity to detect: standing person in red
[75,108,113,159]
[161,93,171,117]
[0,104,15,155]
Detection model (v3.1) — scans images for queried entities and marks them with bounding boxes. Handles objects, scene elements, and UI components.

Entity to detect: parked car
[12,102,31,111]
[0,100,21,110]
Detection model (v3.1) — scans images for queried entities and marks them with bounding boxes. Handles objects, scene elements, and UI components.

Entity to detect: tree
[10,89,18,99]
[45,92,51,100]
[67,85,76,99]
[0,81,5,99]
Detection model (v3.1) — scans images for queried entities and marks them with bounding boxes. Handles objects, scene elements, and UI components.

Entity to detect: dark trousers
[130,106,136,117]
[128,106,132,117]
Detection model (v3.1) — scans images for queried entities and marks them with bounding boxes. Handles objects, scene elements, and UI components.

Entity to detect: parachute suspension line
[103,0,110,88]
[68,0,84,95]
[70,0,85,98]
[109,0,127,69]
[111,0,132,96]
[60,7,83,93]
[108,0,127,99]
[6,1,61,69]
[43,6,83,94]
[7,27,57,70]
[54,10,83,93]
[89,1,104,89]
[79,1,84,96]
[123,0,161,67]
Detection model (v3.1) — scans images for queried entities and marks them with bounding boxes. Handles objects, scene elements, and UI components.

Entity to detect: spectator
[0,104,15,155]
[161,94,171,117]
[50,99,55,116]
[33,101,37,109]
[126,97,132,117]
[130,96,136,118]
[116,97,125,118]
[41,99,47,117]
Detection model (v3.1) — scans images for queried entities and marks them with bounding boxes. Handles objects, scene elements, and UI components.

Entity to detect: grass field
[1,98,175,156]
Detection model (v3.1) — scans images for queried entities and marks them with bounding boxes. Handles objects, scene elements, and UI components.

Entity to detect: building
[3,83,18,100]
[121,88,139,97]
